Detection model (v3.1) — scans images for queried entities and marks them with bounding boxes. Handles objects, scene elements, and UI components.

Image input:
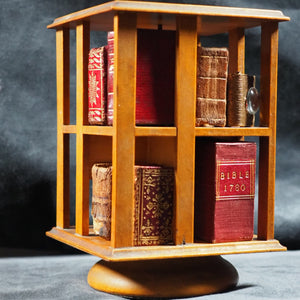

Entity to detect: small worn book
[88,47,107,125]
[196,47,229,127]
[194,141,256,243]
[227,72,256,127]
[91,164,174,246]
[91,163,112,239]
[107,29,176,126]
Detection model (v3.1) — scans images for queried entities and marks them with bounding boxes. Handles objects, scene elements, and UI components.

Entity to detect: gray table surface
[0,250,299,300]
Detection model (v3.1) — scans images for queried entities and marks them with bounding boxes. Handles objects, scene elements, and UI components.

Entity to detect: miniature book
[194,141,256,243]
[88,47,107,125]
[196,47,229,127]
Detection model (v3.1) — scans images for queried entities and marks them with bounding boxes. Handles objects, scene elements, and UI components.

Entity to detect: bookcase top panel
[48,0,289,34]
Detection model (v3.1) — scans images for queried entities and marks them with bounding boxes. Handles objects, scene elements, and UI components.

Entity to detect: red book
[194,141,256,243]
[106,32,114,126]
[88,47,107,125]
[134,165,174,246]
[106,29,175,126]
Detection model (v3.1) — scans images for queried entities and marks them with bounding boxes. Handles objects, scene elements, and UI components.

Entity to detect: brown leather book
[91,164,174,246]
[227,72,256,127]
[194,140,256,243]
[196,47,229,127]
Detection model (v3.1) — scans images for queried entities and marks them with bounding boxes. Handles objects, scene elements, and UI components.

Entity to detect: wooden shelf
[195,127,271,137]
[47,0,289,35]
[62,125,270,137]
[47,227,286,262]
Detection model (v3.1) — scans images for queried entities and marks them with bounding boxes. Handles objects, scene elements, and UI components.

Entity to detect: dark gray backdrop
[0,0,299,255]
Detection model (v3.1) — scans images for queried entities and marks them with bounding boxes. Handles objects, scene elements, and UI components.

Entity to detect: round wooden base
[87,256,238,298]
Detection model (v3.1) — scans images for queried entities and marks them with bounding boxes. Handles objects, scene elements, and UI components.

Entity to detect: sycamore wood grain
[75,22,90,236]
[56,28,70,229]
[87,256,238,298]
[229,27,245,74]
[47,227,286,261]
[47,1,289,34]
[111,13,137,248]
[50,2,288,261]
[175,15,197,245]
[258,22,279,240]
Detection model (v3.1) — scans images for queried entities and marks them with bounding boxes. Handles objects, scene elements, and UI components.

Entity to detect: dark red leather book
[91,164,174,246]
[194,141,256,243]
[88,47,107,125]
[106,29,175,126]
[134,165,174,246]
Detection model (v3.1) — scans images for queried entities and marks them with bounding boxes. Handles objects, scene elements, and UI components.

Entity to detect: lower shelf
[46,227,286,261]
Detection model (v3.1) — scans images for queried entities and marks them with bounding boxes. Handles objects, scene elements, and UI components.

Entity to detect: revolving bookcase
[46,1,289,298]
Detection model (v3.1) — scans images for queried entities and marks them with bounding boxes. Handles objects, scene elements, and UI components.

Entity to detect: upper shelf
[47,0,290,35]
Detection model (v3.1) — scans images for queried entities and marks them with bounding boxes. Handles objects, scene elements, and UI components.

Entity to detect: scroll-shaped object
[227,72,256,127]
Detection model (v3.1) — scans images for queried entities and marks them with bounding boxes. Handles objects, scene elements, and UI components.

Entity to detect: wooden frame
[47,1,289,261]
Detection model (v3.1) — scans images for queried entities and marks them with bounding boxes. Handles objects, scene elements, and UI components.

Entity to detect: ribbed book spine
[195,141,256,243]
[196,47,229,127]
[227,72,256,127]
[88,47,107,125]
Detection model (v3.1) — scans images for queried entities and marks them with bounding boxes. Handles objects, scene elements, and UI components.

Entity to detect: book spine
[91,163,112,239]
[196,47,229,127]
[106,32,114,126]
[195,141,256,243]
[134,166,174,246]
[88,47,107,125]
[227,72,256,127]
[135,29,175,125]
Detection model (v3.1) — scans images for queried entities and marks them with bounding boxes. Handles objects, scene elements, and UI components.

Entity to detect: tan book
[196,47,229,127]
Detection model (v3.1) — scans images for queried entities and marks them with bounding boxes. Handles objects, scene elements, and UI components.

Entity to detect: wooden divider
[111,13,137,248]
[258,22,279,240]
[229,27,245,74]
[175,15,197,245]
[56,28,70,229]
[75,21,90,236]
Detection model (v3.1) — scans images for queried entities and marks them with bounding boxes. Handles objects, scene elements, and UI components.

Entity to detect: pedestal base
[87,256,238,298]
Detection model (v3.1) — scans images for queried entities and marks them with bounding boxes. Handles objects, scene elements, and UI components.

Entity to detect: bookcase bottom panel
[47,227,286,261]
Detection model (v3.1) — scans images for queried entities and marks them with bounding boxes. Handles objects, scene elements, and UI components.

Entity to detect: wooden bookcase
[47,1,289,297]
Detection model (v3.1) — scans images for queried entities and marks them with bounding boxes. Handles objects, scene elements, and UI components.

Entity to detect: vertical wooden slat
[258,22,279,240]
[228,27,245,74]
[228,27,245,141]
[111,13,137,248]
[76,21,90,236]
[175,15,197,245]
[56,28,70,228]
